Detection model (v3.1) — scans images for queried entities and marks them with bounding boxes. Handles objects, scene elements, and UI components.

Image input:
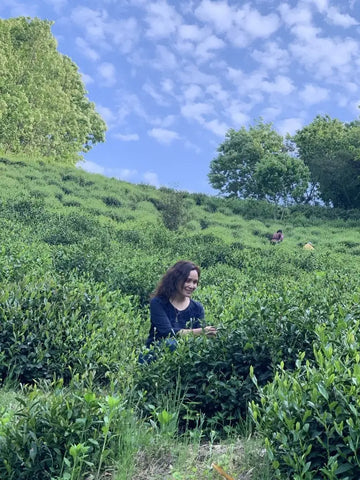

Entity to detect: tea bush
[135,272,360,433]
[0,381,135,480]
[0,272,142,384]
[135,308,313,431]
[250,307,360,479]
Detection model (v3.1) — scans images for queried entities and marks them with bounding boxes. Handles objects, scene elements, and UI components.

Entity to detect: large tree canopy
[208,120,310,204]
[0,17,106,165]
[293,115,360,209]
[253,152,310,206]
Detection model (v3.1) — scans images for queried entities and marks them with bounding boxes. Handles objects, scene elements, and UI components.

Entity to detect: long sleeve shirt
[145,296,205,347]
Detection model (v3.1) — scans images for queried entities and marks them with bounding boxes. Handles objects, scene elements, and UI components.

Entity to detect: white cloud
[178,23,208,42]
[80,72,94,85]
[290,35,358,78]
[143,171,160,186]
[114,133,140,141]
[195,34,225,62]
[195,0,233,33]
[78,162,139,181]
[113,168,138,180]
[71,7,139,54]
[116,92,149,124]
[278,117,304,136]
[161,78,175,93]
[153,45,178,70]
[226,104,250,127]
[299,84,329,105]
[143,82,169,106]
[145,0,182,39]
[291,23,322,42]
[98,62,117,87]
[184,140,201,154]
[195,1,280,47]
[0,0,37,16]
[75,37,100,61]
[252,41,290,71]
[183,84,203,102]
[71,7,108,44]
[181,102,213,122]
[96,105,116,126]
[303,0,328,13]
[78,160,105,175]
[261,106,282,121]
[203,118,229,136]
[326,6,358,27]
[148,128,180,144]
[151,115,176,128]
[262,75,295,95]
[110,17,139,53]
[343,81,358,93]
[206,83,229,103]
[227,68,294,100]
[179,65,217,86]
[352,99,360,114]
[235,5,280,40]
[45,0,67,13]
[278,3,313,28]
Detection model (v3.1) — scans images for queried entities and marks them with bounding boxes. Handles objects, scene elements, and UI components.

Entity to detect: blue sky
[1,0,359,194]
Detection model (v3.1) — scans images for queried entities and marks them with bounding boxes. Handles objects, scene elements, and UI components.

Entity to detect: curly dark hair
[151,260,201,300]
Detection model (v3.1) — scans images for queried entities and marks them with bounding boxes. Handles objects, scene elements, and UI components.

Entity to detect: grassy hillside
[0,155,360,479]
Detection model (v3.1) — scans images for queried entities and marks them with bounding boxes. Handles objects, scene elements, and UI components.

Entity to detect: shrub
[102,195,122,207]
[158,189,189,231]
[0,272,142,384]
[0,381,134,480]
[41,212,99,245]
[250,312,360,479]
[134,312,316,432]
[135,274,359,434]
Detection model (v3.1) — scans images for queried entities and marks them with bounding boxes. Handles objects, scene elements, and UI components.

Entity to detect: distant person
[270,229,284,244]
[303,242,314,250]
[141,260,217,362]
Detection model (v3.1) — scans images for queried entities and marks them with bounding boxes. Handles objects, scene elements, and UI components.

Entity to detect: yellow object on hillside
[304,242,314,250]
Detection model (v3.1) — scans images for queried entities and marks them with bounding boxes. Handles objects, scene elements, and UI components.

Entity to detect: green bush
[0,381,133,480]
[52,242,167,305]
[41,212,99,245]
[250,311,360,479]
[135,274,360,434]
[157,189,189,231]
[135,313,315,432]
[0,272,142,384]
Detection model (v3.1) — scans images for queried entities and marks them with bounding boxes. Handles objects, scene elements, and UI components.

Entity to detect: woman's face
[177,269,199,298]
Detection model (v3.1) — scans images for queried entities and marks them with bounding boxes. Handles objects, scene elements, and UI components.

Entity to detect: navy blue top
[145,296,205,347]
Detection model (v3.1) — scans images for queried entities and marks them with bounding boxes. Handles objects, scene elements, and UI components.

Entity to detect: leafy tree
[253,153,310,206]
[293,115,360,209]
[208,119,307,202]
[0,17,106,165]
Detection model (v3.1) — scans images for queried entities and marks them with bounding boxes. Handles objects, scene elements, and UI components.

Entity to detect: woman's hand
[204,326,217,337]
[179,326,218,337]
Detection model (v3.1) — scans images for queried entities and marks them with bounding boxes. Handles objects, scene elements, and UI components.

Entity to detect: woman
[270,229,284,244]
[145,260,217,349]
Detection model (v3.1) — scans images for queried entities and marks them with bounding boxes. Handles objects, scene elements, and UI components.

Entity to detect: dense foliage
[0,17,106,163]
[0,156,360,479]
[209,115,360,209]
[293,115,360,209]
[208,119,310,203]
[135,270,359,432]
[250,309,360,479]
